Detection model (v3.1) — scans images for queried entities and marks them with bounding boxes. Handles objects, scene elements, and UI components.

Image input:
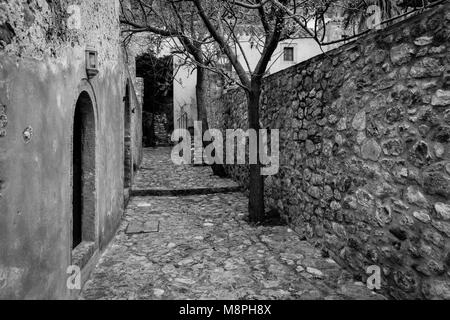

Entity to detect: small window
[284,47,294,62]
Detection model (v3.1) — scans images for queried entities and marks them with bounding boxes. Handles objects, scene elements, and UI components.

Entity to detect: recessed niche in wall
[72,91,97,269]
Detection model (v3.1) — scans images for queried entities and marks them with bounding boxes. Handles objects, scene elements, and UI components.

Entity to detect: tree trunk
[196,66,209,135]
[247,83,265,223]
[196,66,226,176]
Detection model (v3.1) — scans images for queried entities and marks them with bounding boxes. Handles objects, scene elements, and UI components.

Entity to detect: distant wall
[0,0,142,299]
[176,36,324,131]
[173,56,198,130]
[207,4,450,299]
[133,77,144,168]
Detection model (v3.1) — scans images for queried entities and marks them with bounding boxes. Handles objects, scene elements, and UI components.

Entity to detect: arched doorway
[72,91,96,250]
[124,81,132,199]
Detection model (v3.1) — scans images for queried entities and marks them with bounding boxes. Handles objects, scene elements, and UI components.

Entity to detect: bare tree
[122,0,439,222]
[122,0,348,222]
[120,0,229,175]
[187,0,349,222]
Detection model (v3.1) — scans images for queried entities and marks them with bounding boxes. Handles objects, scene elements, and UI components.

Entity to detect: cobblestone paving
[133,148,239,191]
[81,148,384,300]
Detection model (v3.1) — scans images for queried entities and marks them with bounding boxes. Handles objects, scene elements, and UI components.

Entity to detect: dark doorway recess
[124,81,132,192]
[136,53,174,147]
[72,91,96,250]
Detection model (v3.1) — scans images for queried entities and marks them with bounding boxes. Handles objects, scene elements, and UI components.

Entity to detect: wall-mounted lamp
[85,49,99,79]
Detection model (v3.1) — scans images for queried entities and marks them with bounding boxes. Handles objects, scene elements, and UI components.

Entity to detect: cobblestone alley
[80,148,384,300]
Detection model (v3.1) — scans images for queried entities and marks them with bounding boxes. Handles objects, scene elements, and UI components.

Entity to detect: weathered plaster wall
[0,0,142,299]
[123,34,154,151]
[132,76,144,169]
[208,4,450,299]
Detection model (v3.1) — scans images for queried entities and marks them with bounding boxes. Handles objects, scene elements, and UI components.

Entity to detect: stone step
[131,186,243,197]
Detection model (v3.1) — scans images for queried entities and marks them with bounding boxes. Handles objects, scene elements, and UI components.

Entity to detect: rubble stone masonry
[207,3,450,299]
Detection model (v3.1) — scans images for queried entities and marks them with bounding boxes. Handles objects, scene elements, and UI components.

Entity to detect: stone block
[423,172,450,198]
[406,186,429,208]
[422,280,450,300]
[361,139,382,161]
[414,36,433,46]
[434,203,450,221]
[352,110,366,131]
[390,43,416,65]
[432,221,450,237]
[431,90,450,107]
[413,210,431,223]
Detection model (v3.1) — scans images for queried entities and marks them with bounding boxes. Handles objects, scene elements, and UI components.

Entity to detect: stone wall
[0,0,142,299]
[207,4,450,299]
[153,113,171,146]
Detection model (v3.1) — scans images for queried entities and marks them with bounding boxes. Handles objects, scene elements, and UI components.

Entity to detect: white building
[173,34,326,131]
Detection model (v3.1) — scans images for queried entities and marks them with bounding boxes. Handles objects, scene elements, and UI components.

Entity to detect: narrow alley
[81,148,384,300]
[1,0,449,302]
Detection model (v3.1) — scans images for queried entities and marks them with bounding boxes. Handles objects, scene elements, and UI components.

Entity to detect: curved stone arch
[69,79,100,266]
[72,79,99,125]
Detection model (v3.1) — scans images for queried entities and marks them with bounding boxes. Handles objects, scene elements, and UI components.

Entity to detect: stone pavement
[81,148,385,300]
[133,148,240,193]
